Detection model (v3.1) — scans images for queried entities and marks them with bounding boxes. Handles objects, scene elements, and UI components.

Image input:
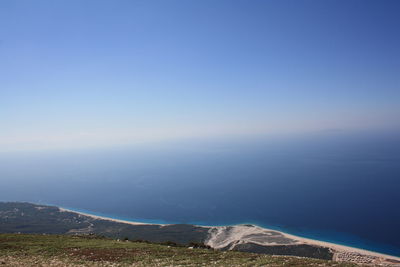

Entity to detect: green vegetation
[0,202,208,245]
[0,234,359,267]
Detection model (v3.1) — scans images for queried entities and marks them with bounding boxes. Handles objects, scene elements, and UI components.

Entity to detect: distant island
[1,202,399,266]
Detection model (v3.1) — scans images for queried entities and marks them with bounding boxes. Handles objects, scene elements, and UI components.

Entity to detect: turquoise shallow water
[1,132,400,256]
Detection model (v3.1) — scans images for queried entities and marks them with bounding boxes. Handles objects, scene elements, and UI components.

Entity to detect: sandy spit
[206,224,400,261]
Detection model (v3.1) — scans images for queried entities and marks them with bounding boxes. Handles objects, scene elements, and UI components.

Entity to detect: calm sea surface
[1,132,399,256]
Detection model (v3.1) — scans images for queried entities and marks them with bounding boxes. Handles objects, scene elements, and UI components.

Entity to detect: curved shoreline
[59,207,168,226]
[59,206,400,261]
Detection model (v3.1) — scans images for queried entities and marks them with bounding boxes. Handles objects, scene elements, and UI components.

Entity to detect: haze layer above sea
[1,130,399,256]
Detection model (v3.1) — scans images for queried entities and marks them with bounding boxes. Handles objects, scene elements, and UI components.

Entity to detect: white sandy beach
[59,207,400,263]
[58,207,164,226]
[205,224,400,264]
[280,228,400,261]
[228,225,400,261]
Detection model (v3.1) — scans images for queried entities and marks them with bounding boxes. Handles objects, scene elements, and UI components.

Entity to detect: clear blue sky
[1,0,399,151]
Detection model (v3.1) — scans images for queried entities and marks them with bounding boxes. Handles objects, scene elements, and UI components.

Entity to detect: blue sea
[1,130,399,256]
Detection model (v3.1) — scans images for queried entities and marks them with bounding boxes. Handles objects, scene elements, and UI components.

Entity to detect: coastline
[59,206,400,261]
[276,227,400,261]
[59,207,165,226]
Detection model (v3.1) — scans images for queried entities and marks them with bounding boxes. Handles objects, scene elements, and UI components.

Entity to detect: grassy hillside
[0,202,334,261]
[0,202,208,245]
[0,234,358,267]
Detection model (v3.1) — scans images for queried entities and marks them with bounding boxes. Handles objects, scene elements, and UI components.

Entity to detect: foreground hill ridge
[1,202,400,266]
[0,233,359,267]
